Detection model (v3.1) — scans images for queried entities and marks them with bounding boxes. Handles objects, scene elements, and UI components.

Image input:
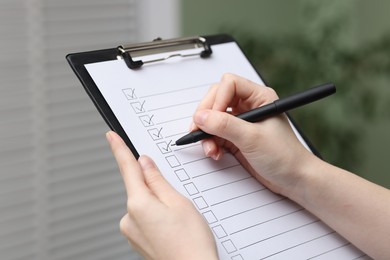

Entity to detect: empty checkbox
[174,169,189,181]
[184,182,199,196]
[202,210,217,224]
[193,196,208,210]
[212,225,227,238]
[165,155,180,168]
[222,240,237,254]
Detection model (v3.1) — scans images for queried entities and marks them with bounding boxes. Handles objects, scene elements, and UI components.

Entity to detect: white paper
[85,42,367,259]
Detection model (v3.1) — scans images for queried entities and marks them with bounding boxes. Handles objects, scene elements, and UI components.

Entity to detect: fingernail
[202,141,212,157]
[211,153,219,160]
[194,110,209,126]
[106,131,113,143]
[212,150,223,161]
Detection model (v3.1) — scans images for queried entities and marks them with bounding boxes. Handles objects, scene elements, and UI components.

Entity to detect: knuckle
[144,169,163,188]
[265,87,279,100]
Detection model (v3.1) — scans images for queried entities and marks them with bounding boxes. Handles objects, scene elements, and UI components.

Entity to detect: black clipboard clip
[118,36,212,69]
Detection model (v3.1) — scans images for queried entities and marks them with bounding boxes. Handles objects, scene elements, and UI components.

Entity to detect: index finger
[192,74,255,127]
[194,73,272,118]
[213,73,273,113]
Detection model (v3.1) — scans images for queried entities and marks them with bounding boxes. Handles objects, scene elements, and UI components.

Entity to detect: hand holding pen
[176,79,335,146]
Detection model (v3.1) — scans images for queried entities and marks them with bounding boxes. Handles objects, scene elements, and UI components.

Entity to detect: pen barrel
[236,83,335,122]
[191,130,212,143]
[237,103,278,122]
[274,83,336,112]
[175,130,212,145]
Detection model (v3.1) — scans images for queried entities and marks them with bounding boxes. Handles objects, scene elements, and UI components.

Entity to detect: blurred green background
[181,0,390,188]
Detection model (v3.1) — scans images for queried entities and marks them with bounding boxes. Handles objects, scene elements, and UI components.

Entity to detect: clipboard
[67,34,319,158]
[66,35,365,259]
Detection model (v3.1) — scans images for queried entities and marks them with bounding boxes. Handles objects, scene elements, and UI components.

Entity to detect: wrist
[283,151,326,205]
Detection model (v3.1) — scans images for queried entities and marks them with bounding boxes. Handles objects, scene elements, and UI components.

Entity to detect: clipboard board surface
[66,34,365,259]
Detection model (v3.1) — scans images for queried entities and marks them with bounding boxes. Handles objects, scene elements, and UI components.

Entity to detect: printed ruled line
[165,131,187,138]
[156,115,192,125]
[219,197,287,221]
[148,100,200,112]
[201,176,253,192]
[173,143,200,151]
[307,242,354,260]
[192,164,241,178]
[182,156,209,165]
[240,220,321,251]
[210,189,266,207]
[229,208,304,235]
[258,230,337,260]
[139,82,214,99]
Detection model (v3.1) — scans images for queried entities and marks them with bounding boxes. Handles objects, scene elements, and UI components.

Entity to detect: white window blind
[0,1,178,259]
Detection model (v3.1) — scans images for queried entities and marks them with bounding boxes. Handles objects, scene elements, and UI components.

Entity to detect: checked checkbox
[122,88,137,100]
[139,115,154,127]
[148,128,163,140]
[131,101,146,113]
[157,141,172,154]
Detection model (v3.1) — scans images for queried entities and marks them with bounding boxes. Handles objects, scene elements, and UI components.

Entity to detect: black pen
[175,83,336,146]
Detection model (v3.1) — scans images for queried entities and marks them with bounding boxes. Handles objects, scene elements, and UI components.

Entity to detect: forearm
[289,155,390,259]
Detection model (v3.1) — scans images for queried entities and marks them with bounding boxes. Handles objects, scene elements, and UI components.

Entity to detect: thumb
[193,109,254,147]
[138,155,180,205]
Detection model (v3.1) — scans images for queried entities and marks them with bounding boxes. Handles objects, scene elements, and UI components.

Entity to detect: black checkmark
[143,114,154,125]
[127,88,135,98]
[161,140,172,152]
[123,88,136,99]
[136,100,145,112]
[153,127,163,138]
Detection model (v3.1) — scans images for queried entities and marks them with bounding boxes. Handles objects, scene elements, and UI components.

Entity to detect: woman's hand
[106,131,218,260]
[192,73,313,197]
